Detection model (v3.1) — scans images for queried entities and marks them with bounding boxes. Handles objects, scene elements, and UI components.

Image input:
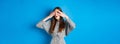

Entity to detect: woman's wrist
[65,15,69,19]
[63,14,69,19]
[43,16,51,21]
[43,12,54,22]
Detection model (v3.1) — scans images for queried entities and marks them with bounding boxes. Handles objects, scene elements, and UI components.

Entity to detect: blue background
[0,0,120,44]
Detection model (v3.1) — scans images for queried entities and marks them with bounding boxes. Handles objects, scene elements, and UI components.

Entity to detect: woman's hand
[49,12,55,18]
[43,12,55,21]
[57,11,69,19]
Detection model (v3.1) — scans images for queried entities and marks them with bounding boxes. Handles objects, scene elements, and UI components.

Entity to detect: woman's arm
[43,12,55,22]
[36,12,55,32]
[57,11,76,35]
[36,12,54,28]
[57,11,75,28]
[63,13,75,28]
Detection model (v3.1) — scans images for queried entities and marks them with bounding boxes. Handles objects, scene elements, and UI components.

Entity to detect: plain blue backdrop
[0,0,120,44]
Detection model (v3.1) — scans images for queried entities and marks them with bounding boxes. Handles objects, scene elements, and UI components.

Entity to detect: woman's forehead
[55,9,60,11]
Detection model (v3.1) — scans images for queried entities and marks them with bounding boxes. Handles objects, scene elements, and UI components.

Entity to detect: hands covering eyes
[49,10,66,18]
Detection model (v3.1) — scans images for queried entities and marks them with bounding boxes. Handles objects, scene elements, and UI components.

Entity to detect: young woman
[36,7,75,44]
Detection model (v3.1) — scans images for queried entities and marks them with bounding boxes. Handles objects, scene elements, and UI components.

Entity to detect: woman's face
[54,9,61,20]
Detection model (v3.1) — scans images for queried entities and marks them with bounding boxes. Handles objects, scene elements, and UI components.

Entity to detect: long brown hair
[49,7,65,33]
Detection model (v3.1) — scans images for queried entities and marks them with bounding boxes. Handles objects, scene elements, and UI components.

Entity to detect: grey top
[36,17,75,44]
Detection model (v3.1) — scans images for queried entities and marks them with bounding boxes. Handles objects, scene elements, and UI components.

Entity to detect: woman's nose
[54,14,57,16]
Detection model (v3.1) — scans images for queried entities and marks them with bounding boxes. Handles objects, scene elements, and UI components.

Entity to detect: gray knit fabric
[36,18,75,44]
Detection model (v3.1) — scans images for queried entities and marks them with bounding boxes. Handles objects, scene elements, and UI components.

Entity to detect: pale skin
[43,9,69,22]
[37,8,75,44]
